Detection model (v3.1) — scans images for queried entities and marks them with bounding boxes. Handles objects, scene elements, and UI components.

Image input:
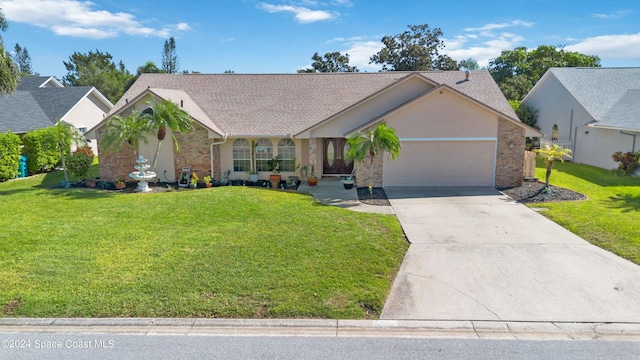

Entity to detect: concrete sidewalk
[381,187,640,323]
[297,177,394,215]
[1,318,640,340]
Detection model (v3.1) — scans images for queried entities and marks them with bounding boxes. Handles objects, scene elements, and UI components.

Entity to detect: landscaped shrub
[0,131,21,182]
[67,145,94,180]
[22,127,65,175]
[612,151,640,175]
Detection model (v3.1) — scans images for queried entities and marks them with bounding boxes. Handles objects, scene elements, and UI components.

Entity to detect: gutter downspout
[620,131,637,152]
[210,133,229,180]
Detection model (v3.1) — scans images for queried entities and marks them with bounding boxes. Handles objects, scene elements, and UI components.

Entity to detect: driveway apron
[381,187,640,322]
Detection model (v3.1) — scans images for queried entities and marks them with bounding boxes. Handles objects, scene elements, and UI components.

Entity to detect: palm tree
[534,143,572,188]
[101,111,151,157]
[347,123,401,197]
[143,100,194,173]
[0,8,20,94]
[53,121,83,184]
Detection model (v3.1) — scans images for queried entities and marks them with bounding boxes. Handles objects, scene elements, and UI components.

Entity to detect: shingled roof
[527,67,640,131]
[0,91,52,133]
[0,76,112,134]
[112,71,518,137]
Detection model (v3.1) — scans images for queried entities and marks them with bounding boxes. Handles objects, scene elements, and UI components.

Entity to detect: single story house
[0,76,114,154]
[522,67,640,170]
[87,71,540,188]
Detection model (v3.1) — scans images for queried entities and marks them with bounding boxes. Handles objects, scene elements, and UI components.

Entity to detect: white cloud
[463,20,534,33]
[0,0,190,39]
[340,39,382,72]
[566,33,640,60]
[445,33,525,67]
[591,10,631,19]
[258,3,336,23]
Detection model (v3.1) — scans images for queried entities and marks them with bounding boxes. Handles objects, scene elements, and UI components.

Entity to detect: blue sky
[1,0,639,79]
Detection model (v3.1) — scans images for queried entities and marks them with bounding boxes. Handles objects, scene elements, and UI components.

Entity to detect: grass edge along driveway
[0,170,408,319]
[532,159,640,265]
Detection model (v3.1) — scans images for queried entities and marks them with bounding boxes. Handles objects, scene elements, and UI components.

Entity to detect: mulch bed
[357,187,391,206]
[499,181,587,203]
[355,181,587,206]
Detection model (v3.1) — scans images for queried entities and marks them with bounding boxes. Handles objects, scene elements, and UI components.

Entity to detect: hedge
[0,131,21,181]
[22,127,65,175]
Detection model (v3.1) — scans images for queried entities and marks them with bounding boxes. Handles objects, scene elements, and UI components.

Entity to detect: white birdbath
[129,155,157,192]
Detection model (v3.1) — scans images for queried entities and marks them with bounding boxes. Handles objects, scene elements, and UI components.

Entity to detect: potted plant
[341,174,355,189]
[115,178,126,190]
[203,175,212,188]
[308,162,317,186]
[267,156,281,188]
[223,169,231,184]
[190,172,199,188]
[299,164,308,180]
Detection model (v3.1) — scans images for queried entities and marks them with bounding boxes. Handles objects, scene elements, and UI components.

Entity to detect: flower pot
[341,178,355,189]
[115,181,126,190]
[249,173,259,182]
[206,182,212,188]
[308,177,318,186]
[190,183,197,189]
[269,174,281,189]
[85,179,96,188]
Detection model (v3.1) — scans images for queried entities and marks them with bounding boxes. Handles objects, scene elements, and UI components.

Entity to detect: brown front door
[323,138,354,175]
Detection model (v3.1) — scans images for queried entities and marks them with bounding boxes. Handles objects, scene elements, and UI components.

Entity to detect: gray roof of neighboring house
[0,91,53,133]
[544,67,640,130]
[29,86,94,121]
[111,71,518,137]
[0,75,107,134]
[16,76,57,90]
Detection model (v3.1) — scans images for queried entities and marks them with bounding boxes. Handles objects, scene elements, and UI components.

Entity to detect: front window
[232,138,251,172]
[278,138,296,172]
[255,138,273,172]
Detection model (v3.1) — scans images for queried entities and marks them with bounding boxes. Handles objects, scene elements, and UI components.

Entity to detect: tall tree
[489,45,600,101]
[459,57,480,71]
[63,49,133,103]
[347,123,401,197]
[143,99,194,172]
[0,8,20,94]
[298,51,358,73]
[125,61,164,91]
[13,43,32,74]
[161,37,179,74]
[370,24,459,71]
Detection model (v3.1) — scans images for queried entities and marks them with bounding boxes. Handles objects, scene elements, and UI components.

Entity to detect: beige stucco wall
[576,127,636,170]
[64,93,112,155]
[306,77,434,138]
[385,89,499,138]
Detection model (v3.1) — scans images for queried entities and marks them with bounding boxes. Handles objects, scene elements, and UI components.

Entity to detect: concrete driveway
[381,187,640,323]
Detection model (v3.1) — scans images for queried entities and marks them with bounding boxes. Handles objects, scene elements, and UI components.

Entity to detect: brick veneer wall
[173,126,219,181]
[495,118,525,188]
[96,124,221,182]
[95,128,137,181]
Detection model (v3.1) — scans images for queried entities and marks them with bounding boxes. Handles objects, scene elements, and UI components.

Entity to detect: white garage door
[383,140,496,187]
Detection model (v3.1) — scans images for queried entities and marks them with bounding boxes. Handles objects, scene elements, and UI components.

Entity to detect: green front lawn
[0,169,408,318]
[533,159,640,265]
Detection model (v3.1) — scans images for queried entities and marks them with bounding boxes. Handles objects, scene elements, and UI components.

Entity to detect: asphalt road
[2,333,640,360]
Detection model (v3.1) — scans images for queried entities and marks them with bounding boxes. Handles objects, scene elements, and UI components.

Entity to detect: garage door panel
[383,141,495,187]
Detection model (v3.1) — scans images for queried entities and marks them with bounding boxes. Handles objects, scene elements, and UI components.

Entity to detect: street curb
[1,319,639,341]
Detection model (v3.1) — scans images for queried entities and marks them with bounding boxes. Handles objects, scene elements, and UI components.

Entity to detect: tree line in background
[1,9,602,125]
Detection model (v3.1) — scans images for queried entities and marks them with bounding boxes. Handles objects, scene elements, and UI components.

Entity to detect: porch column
[309,137,317,174]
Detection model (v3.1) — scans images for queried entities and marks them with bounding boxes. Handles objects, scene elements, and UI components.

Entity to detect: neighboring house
[522,67,640,170]
[87,71,540,188]
[0,76,114,154]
